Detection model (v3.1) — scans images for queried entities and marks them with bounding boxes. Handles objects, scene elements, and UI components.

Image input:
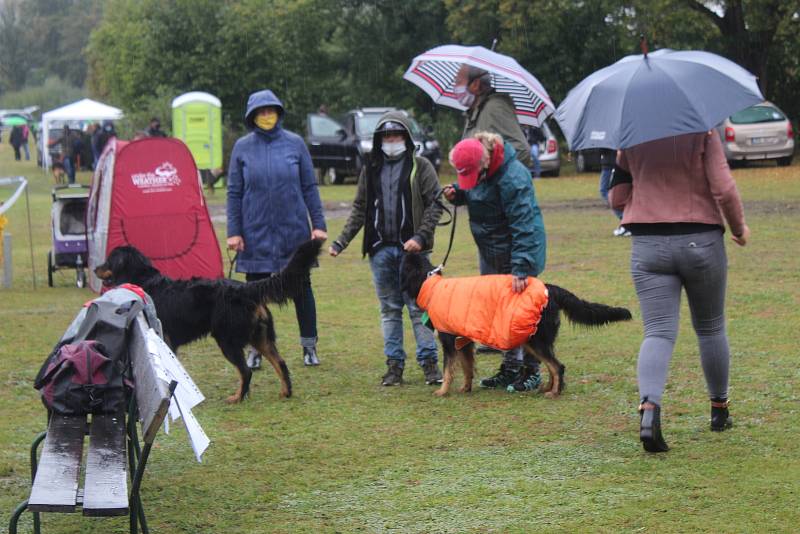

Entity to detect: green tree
[0,1,30,91]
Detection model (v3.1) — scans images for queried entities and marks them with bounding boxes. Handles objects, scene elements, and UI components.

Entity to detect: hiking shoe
[421,359,443,385]
[613,225,628,237]
[381,360,404,386]
[246,349,262,370]
[506,367,542,393]
[303,346,320,366]
[479,363,519,389]
[710,398,733,431]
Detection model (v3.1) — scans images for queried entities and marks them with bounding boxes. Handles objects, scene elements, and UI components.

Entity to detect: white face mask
[453,84,476,107]
[382,140,406,158]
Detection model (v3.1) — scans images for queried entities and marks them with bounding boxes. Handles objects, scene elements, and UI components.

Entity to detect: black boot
[639,399,669,453]
[710,398,733,431]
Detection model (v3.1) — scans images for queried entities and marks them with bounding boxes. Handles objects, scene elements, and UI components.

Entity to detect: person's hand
[731,224,750,246]
[512,275,528,293]
[311,229,328,242]
[227,235,244,251]
[403,239,422,253]
[442,185,456,202]
[329,245,340,257]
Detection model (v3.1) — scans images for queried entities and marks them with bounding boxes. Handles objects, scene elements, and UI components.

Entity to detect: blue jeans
[478,251,526,368]
[246,271,318,348]
[63,157,76,184]
[530,143,541,178]
[369,245,438,367]
[599,166,623,220]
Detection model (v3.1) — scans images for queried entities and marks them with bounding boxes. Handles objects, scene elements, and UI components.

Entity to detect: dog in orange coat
[401,253,632,397]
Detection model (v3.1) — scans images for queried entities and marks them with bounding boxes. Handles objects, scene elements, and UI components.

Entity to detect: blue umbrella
[555,48,764,151]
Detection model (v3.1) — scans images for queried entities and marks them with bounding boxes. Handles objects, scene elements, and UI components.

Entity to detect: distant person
[227,89,327,368]
[21,123,30,161]
[96,121,116,156]
[525,125,546,178]
[147,117,166,137]
[58,126,77,183]
[89,122,103,168]
[454,64,532,167]
[609,130,749,453]
[598,148,627,236]
[317,104,328,116]
[329,112,444,387]
[9,125,23,160]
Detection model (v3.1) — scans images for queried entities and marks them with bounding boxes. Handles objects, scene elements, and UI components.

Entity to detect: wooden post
[2,233,11,288]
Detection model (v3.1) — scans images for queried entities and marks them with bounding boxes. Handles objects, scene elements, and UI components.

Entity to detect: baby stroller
[47,184,90,288]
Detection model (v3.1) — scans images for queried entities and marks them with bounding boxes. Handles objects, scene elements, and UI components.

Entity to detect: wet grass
[1,143,799,533]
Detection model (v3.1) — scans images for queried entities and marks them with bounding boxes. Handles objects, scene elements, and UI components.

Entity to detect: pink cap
[450,138,485,190]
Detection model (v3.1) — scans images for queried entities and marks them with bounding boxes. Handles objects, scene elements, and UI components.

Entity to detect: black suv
[305,107,441,184]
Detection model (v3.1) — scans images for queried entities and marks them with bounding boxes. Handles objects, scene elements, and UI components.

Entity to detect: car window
[308,114,344,137]
[730,105,786,124]
[355,114,384,137]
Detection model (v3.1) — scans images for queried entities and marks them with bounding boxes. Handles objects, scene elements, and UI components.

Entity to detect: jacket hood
[370,110,417,162]
[245,90,285,129]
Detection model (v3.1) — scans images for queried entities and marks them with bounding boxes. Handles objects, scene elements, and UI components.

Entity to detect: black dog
[401,253,632,397]
[95,239,322,403]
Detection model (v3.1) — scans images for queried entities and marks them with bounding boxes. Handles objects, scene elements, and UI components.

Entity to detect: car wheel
[777,156,793,167]
[576,153,586,173]
[550,167,560,177]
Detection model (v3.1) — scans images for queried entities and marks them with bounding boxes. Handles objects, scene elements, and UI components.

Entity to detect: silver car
[718,102,794,166]
[531,121,561,177]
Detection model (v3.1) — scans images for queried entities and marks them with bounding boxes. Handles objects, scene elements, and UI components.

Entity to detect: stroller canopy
[86,137,223,292]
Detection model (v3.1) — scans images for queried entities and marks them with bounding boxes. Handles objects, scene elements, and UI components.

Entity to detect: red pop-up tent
[87,137,223,292]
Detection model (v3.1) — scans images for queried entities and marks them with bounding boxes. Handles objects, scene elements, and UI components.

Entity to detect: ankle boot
[639,399,669,453]
[710,398,733,431]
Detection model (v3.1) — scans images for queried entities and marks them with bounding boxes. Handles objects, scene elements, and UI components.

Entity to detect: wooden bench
[9,314,176,534]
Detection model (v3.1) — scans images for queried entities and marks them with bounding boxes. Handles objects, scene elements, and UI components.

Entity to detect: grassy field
[1,142,798,533]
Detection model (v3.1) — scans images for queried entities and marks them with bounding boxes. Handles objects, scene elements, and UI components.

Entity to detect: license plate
[750,136,777,146]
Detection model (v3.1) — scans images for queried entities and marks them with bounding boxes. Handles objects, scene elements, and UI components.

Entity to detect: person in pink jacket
[608,130,750,453]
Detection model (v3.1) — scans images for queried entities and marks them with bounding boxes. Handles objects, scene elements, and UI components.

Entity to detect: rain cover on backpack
[34,286,156,415]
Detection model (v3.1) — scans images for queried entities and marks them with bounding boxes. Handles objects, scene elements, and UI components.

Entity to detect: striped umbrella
[403,45,555,127]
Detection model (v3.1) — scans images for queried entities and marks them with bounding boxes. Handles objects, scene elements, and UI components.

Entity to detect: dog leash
[227,250,239,279]
[429,189,457,277]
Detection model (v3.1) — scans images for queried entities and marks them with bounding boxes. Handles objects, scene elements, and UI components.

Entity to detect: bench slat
[83,413,128,516]
[28,415,86,512]
[130,315,171,444]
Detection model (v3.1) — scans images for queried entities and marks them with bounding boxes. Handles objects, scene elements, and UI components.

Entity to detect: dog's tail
[246,239,323,304]
[545,284,632,326]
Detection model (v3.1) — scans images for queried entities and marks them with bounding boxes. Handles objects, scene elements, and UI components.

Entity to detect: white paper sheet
[175,394,210,462]
[144,328,210,462]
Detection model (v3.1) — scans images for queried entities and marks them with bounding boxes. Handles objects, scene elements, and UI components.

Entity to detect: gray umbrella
[555,49,764,151]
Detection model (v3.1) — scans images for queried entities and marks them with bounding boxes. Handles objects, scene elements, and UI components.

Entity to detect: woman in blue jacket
[227,89,327,367]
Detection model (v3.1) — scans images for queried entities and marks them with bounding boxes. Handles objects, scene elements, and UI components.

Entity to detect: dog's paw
[225,394,243,404]
[433,388,449,397]
[458,385,472,394]
[543,390,560,399]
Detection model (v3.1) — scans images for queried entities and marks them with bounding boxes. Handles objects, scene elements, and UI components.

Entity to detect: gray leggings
[631,230,730,405]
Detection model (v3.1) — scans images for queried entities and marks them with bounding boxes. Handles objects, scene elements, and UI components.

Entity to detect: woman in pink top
[608,129,750,453]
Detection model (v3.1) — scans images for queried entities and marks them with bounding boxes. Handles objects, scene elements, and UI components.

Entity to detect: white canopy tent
[41,98,123,169]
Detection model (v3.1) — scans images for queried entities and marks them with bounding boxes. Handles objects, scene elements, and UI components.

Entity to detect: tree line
[2,0,798,149]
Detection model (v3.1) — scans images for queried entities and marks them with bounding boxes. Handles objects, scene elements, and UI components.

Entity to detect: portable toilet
[171,92,223,171]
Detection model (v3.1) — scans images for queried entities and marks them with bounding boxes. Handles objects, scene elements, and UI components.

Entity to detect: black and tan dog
[401,253,632,398]
[94,239,322,403]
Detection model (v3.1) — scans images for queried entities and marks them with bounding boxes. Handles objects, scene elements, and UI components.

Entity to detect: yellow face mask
[254,111,278,130]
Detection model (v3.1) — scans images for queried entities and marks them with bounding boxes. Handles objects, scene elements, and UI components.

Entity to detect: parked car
[305,107,441,184]
[536,121,561,177]
[717,101,794,167]
[574,148,602,173]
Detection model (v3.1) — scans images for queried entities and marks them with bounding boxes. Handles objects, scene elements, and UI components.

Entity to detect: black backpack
[34,299,143,415]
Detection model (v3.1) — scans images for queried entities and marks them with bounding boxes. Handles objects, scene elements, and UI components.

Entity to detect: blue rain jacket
[227,90,326,273]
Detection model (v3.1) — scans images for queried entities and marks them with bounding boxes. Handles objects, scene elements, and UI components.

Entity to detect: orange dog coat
[416,274,549,351]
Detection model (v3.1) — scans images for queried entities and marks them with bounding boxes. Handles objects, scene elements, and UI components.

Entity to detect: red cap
[450,138,485,190]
